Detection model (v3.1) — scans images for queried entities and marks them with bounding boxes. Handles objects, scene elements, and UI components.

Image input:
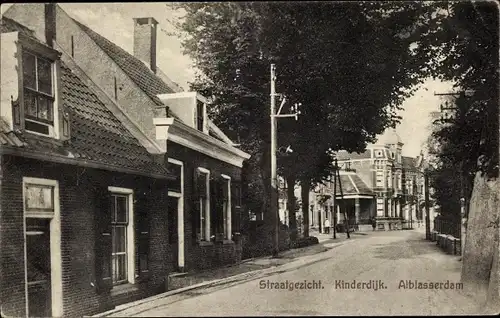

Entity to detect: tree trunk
[259,149,272,225]
[301,181,310,238]
[286,176,297,241]
[461,172,499,312]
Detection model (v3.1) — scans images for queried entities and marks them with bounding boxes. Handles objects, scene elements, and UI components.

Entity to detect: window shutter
[192,168,200,242]
[94,187,112,293]
[135,190,151,282]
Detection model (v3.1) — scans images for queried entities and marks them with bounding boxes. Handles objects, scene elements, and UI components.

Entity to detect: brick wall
[167,141,244,272]
[0,155,172,317]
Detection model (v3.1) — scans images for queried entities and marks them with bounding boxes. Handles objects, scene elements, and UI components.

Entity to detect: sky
[1,2,454,158]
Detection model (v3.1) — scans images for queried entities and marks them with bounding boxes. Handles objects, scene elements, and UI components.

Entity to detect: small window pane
[116,196,128,223]
[112,254,127,283]
[22,52,36,90]
[24,91,37,117]
[112,226,126,253]
[25,185,54,211]
[37,57,52,95]
[37,96,53,121]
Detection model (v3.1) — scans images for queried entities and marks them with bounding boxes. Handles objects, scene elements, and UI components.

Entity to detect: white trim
[197,167,210,174]
[335,195,375,199]
[108,186,133,194]
[221,174,232,240]
[197,167,210,241]
[22,177,63,317]
[167,158,184,269]
[168,119,250,168]
[208,120,235,145]
[347,175,359,194]
[108,189,135,285]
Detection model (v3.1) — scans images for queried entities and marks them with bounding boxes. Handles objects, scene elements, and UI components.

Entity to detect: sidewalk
[93,233,364,317]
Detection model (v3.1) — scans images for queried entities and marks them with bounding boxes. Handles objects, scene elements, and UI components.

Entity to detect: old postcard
[1,2,498,317]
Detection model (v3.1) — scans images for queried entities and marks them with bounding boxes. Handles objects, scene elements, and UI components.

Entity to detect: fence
[433,217,461,238]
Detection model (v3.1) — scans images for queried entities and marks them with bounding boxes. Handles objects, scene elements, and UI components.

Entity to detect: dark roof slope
[336,149,371,161]
[1,63,169,176]
[333,173,374,196]
[402,156,417,172]
[0,16,37,38]
[72,19,175,107]
[1,16,169,176]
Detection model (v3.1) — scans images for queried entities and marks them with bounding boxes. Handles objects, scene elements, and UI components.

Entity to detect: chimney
[45,3,56,47]
[133,17,158,73]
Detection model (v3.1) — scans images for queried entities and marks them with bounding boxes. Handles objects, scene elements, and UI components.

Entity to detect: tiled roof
[402,156,417,172]
[72,19,175,108]
[0,16,37,39]
[1,64,169,176]
[333,173,374,197]
[336,149,371,161]
[1,18,169,178]
[72,16,240,145]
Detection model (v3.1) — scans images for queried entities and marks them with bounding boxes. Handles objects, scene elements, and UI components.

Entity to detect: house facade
[2,3,250,317]
[0,16,175,317]
[333,129,426,231]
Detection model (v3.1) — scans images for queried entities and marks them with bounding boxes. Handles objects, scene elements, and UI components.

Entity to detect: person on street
[324,218,330,234]
[371,216,377,231]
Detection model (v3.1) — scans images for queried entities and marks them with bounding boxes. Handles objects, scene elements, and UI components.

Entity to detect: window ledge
[110,283,139,297]
[198,241,213,247]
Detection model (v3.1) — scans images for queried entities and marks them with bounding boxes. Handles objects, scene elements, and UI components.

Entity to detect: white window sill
[110,283,139,297]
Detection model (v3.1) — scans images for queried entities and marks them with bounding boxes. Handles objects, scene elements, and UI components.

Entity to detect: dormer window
[22,50,55,136]
[196,99,205,132]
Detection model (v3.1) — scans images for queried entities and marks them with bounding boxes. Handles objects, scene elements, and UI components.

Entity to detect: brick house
[0,15,179,317]
[3,3,250,312]
[333,129,426,231]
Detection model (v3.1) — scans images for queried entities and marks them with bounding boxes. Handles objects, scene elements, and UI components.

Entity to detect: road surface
[116,230,483,316]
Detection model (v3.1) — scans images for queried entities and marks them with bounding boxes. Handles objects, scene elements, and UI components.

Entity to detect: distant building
[320,129,427,232]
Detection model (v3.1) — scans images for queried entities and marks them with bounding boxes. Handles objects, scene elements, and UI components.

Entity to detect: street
[113,230,482,316]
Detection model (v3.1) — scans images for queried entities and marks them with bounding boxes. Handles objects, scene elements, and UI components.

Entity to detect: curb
[92,238,357,317]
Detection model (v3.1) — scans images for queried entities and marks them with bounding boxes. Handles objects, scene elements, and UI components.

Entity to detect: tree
[417,1,499,310]
[170,2,448,242]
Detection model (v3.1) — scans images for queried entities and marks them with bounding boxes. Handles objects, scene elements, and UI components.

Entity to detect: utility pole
[335,158,350,239]
[270,64,279,257]
[332,166,337,239]
[269,64,301,257]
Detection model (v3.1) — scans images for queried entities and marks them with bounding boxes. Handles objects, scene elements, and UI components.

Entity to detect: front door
[26,218,52,317]
[168,197,179,271]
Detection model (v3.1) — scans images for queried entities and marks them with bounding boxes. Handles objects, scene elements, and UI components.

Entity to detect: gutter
[1,146,173,180]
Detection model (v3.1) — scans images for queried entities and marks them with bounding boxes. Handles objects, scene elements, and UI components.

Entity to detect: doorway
[168,197,179,271]
[26,218,52,317]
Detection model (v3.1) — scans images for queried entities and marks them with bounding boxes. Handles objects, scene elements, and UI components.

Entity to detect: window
[22,51,54,135]
[221,175,231,240]
[196,168,210,241]
[375,170,384,187]
[111,194,129,285]
[196,100,204,132]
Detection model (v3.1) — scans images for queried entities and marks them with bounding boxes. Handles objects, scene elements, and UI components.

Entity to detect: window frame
[196,168,211,242]
[22,50,56,135]
[17,34,61,139]
[107,186,135,286]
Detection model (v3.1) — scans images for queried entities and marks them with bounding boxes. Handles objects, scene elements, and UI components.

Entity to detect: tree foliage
[169,1,497,235]
[422,1,498,220]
